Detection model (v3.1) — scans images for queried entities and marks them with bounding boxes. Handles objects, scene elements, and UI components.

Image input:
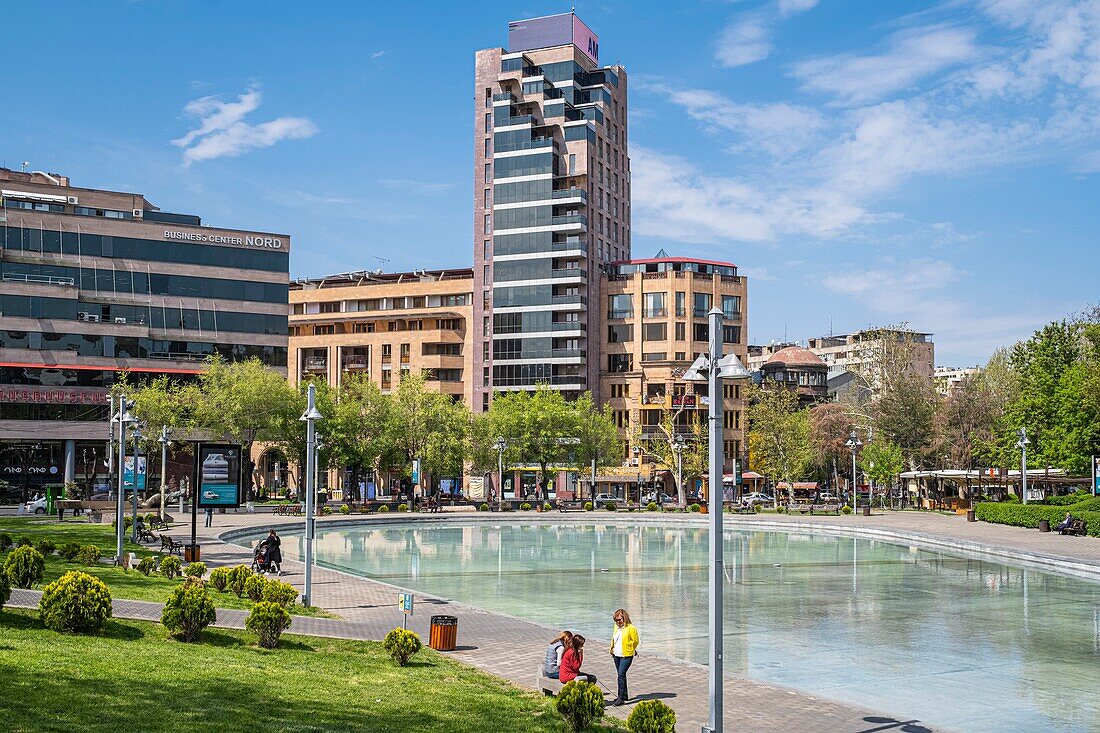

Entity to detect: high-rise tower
[473,12,629,411]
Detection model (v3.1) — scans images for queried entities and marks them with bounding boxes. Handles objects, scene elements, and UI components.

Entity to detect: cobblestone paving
[25,506,1089,732]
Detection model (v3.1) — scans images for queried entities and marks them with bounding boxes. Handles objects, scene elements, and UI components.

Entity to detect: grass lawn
[0,518,330,617]
[0,609,622,733]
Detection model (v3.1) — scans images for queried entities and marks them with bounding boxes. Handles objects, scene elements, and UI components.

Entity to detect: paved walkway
[26,507,1099,732]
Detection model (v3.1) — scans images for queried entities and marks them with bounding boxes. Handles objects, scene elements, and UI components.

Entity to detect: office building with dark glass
[473,12,630,411]
[0,167,289,500]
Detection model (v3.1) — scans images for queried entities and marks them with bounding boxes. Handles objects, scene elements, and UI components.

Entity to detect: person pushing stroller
[253,529,282,574]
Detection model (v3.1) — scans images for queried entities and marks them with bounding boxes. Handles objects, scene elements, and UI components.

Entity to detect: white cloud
[371,50,386,59]
[794,26,979,104]
[715,0,819,67]
[172,86,318,165]
[778,0,819,17]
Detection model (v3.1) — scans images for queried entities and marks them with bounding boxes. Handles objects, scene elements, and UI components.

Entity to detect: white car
[25,496,48,514]
[817,492,838,502]
[593,493,620,505]
[202,490,221,501]
[741,492,774,506]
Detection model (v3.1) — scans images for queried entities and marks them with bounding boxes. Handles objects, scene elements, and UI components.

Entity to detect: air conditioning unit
[77,311,91,321]
[132,209,143,219]
[113,317,127,324]
[67,196,79,205]
[85,314,100,323]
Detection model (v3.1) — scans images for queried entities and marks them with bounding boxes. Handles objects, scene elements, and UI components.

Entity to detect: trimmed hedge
[5,546,45,589]
[975,501,1100,537]
[246,601,291,648]
[383,627,422,666]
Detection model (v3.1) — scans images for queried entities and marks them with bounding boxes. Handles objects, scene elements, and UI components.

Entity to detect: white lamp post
[158,426,171,523]
[845,431,863,514]
[113,397,137,565]
[673,434,685,506]
[299,384,324,606]
[683,307,751,733]
[494,437,507,511]
[130,423,144,543]
[1017,428,1030,504]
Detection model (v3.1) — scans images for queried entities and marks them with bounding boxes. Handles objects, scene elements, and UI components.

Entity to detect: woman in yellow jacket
[609,608,640,706]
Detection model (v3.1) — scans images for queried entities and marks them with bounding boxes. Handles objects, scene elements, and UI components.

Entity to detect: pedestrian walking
[204,506,213,528]
[609,608,639,706]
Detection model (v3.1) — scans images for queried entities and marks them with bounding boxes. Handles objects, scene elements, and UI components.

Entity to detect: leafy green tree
[808,402,853,488]
[390,373,470,493]
[746,384,814,505]
[314,373,394,496]
[630,405,707,506]
[859,440,904,501]
[874,372,938,469]
[567,393,622,498]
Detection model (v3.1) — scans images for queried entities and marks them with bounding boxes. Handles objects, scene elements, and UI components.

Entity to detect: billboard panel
[123,456,146,491]
[573,14,599,64]
[508,13,599,65]
[195,443,242,508]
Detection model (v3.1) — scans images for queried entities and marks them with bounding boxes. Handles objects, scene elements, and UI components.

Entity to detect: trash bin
[967,510,976,522]
[184,544,201,562]
[429,614,458,651]
[1038,519,1051,533]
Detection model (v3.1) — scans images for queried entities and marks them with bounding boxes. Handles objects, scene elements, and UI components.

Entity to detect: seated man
[1056,512,1074,532]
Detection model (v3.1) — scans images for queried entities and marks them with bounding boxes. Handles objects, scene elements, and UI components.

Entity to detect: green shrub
[520,502,532,511]
[322,505,333,516]
[689,503,701,513]
[555,680,604,732]
[339,504,350,514]
[776,505,786,514]
[841,505,853,514]
[228,565,252,597]
[246,601,291,648]
[185,562,207,579]
[244,573,267,602]
[209,567,231,592]
[145,513,159,524]
[543,502,552,511]
[753,503,762,513]
[78,545,102,566]
[0,564,9,610]
[479,503,489,512]
[382,627,422,666]
[975,501,1100,537]
[16,536,32,548]
[0,533,12,551]
[261,579,298,607]
[36,538,57,556]
[4,546,45,588]
[1004,494,1021,504]
[113,516,134,531]
[583,502,594,511]
[160,555,182,579]
[604,502,617,511]
[136,557,157,576]
[627,699,676,733]
[38,571,112,634]
[59,542,81,561]
[396,503,408,512]
[646,501,658,512]
[378,504,390,513]
[161,579,216,642]
[1044,491,1091,507]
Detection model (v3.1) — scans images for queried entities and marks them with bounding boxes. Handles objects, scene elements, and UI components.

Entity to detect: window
[608,354,632,372]
[484,264,490,282]
[484,138,490,157]
[722,325,741,344]
[693,323,709,342]
[485,163,491,182]
[382,344,392,356]
[642,292,666,318]
[483,240,490,259]
[484,213,491,234]
[485,112,492,132]
[675,351,686,361]
[314,325,334,335]
[675,322,686,341]
[353,322,375,333]
[722,295,741,318]
[642,352,666,362]
[569,154,576,174]
[608,294,633,319]
[642,322,666,341]
[484,188,490,207]
[610,383,630,398]
[319,301,340,313]
[483,342,490,359]
[485,87,491,107]
[614,410,629,428]
[676,291,686,317]
[607,324,633,343]
[693,292,712,317]
[483,367,490,387]
[400,343,410,356]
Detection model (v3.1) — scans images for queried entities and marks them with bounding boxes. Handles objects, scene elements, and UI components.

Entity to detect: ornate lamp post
[845,431,863,515]
[299,384,324,606]
[1017,428,1030,504]
[112,397,137,565]
[494,437,507,511]
[673,434,685,506]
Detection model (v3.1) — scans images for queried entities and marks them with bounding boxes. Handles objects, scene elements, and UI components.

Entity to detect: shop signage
[163,230,284,250]
[194,443,243,508]
[0,385,109,404]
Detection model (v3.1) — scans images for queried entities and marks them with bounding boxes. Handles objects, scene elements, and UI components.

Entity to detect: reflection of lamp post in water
[494,437,507,511]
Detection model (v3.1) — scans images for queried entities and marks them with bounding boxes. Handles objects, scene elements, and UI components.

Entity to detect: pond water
[269,520,1100,732]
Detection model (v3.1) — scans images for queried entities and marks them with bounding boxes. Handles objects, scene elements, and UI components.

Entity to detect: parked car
[816,492,838,502]
[642,492,674,505]
[593,493,621,505]
[24,496,48,514]
[741,492,774,506]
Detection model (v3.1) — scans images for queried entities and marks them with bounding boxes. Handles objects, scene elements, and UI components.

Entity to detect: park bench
[787,503,813,514]
[735,504,756,515]
[811,503,842,515]
[557,501,585,512]
[1060,518,1087,536]
[161,536,183,555]
[535,667,564,696]
[137,524,159,543]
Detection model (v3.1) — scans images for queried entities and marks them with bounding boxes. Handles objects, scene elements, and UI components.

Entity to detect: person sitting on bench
[1056,512,1073,532]
[560,634,598,687]
[544,630,573,680]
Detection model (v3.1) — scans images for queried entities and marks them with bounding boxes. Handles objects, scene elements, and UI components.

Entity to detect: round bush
[627,699,677,733]
[383,627,422,666]
[59,542,81,561]
[0,565,9,610]
[185,562,207,579]
[776,505,786,514]
[322,505,333,516]
[136,557,157,576]
[261,579,298,607]
[339,504,350,514]
[520,502,532,511]
[646,502,659,512]
[753,504,762,513]
[246,600,292,648]
[0,533,12,551]
[689,503,701,513]
[841,504,853,515]
[209,567,231,592]
[396,503,408,512]
[244,573,267,602]
[160,555,182,579]
[604,502,617,511]
[228,565,253,597]
[543,502,552,511]
[39,571,112,634]
[378,504,390,513]
[555,680,604,732]
[4,546,45,589]
[36,538,57,556]
[78,545,101,566]
[161,578,216,642]
[583,502,594,511]
[478,503,489,512]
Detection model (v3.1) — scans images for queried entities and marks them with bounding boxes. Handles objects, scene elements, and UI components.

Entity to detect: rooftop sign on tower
[508,12,599,65]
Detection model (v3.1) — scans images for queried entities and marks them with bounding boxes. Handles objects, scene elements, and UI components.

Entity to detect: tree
[934,371,1005,470]
[389,373,470,495]
[874,372,938,469]
[631,406,707,506]
[568,393,622,498]
[859,440,904,505]
[314,373,394,497]
[808,402,852,489]
[746,384,814,505]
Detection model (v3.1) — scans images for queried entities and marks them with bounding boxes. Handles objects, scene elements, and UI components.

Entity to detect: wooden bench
[1060,518,1087,536]
[812,503,842,515]
[535,667,564,695]
[787,503,813,514]
[161,536,183,555]
[557,501,586,512]
[735,504,757,515]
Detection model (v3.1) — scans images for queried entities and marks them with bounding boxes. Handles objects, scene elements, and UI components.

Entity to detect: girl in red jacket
[558,634,598,686]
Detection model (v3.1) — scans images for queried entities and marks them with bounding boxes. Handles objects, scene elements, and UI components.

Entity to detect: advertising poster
[1094,456,1100,496]
[123,456,147,490]
[195,443,242,508]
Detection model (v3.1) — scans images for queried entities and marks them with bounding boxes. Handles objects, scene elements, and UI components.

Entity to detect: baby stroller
[252,540,280,574]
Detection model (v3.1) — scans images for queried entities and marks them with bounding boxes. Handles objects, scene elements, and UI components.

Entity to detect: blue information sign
[123,456,146,491]
[195,444,243,508]
[1093,456,1100,496]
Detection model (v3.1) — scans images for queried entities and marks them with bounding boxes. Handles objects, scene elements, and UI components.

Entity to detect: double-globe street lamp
[158,426,171,524]
[299,383,324,607]
[494,437,507,511]
[1017,428,1030,504]
[682,307,751,733]
[845,431,864,515]
[112,396,137,565]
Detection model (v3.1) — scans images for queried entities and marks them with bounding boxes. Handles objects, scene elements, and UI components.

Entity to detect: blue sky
[4,1,1098,366]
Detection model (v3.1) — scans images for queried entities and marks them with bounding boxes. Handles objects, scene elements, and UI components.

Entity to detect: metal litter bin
[429,614,458,651]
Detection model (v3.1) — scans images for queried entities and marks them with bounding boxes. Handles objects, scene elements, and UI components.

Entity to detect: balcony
[643,308,668,318]
[495,349,586,361]
[500,114,534,127]
[303,357,328,372]
[342,355,369,370]
[551,294,587,306]
[552,188,587,203]
[2,273,76,287]
[493,374,587,387]
[608,309,633,320]
[551,268,586,279]
[493,92,518,103]
[495,137,554,153]
[551,214,587,229]
[551,321,585,332]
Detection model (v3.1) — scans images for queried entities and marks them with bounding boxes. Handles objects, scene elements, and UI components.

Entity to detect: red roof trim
[0,362,205,375]
[609,257,737,268]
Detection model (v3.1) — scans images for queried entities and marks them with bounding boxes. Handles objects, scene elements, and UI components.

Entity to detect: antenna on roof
[372,256,390,270]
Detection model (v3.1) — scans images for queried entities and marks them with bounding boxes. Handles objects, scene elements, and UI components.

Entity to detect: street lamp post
[683,307,751,733]
[113,397,136,565]
[130,423,144,543]
[158,426,171,523]
[633,445,641,504]
[846,431,863,515]
[1017,428,1030,504]
[299,384,324,607]
[494,437,507,511]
